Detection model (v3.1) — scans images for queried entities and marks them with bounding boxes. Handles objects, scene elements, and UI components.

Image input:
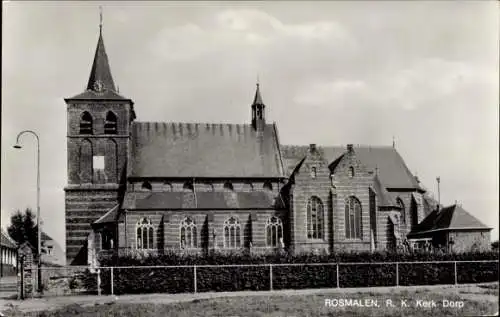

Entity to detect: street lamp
[13,130,42,294]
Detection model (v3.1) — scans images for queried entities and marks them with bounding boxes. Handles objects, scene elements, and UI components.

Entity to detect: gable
[281,145,420,189]
[129,122,285,178]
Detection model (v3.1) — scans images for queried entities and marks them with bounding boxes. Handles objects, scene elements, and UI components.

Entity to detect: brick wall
[291,146,331,253]
[66,101,132,185]
[449,230,491,253]
[330,147,374,252]
[65,100,133,265]
[124,209,286,252]
[65,188,120,264]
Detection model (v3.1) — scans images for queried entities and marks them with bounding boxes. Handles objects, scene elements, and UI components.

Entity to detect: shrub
[80,250,499,295]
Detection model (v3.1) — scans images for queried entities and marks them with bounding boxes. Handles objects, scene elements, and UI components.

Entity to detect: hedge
[80,250,498,295]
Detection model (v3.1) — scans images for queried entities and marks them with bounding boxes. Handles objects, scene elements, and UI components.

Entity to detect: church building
[64,26,492,265]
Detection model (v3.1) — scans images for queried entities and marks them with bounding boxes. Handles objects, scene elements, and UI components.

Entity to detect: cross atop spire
[99,6,103,35]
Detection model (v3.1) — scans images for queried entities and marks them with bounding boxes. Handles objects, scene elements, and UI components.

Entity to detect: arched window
[397,198,406,225]
[223,181,234,191]
[141,181,152,191]
[311,167,317,178]
[345,196,362,239]
[80,111,93,134]
[349,166,355,178]
[183,181,194,192]
[263,181,273,191]
[180,217,197,249]
[307,196,324,239]
[79,139,93,183]
[104,111,118,134]
[136,218,154,249]
[266,216,283,247]
[223,217,241,248]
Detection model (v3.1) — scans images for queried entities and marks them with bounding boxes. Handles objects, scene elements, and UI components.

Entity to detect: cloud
[149,9,355,61]
[293,58,496,111]
[293,79,366,106]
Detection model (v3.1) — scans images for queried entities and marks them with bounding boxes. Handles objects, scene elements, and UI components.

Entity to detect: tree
[492,240,499,251]
[7,208,37,248]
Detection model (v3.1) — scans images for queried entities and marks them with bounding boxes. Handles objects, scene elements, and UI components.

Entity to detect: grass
[4,284,499,317]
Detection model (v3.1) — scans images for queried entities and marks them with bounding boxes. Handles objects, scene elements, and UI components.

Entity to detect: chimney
[347,144,353,152]
[309,144,317,153]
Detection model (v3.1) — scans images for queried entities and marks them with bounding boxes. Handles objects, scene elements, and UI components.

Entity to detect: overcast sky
[2,1,499,249]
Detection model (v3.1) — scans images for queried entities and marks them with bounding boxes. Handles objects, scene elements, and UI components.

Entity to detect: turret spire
[253,82,265,106]
[86,8,116,93]
[251,81,266,131]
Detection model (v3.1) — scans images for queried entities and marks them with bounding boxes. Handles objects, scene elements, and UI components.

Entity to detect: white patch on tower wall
[93,156,105,170]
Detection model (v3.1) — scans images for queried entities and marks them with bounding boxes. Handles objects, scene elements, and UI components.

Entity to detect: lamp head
[13,144,22,149]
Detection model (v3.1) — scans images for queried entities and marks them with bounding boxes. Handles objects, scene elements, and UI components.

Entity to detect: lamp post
[13,130,42,294]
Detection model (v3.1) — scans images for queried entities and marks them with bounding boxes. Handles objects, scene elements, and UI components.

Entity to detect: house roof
[281,145,420,189]
[410,204,491,235]
[122,191,280,210]
[31,227,54,242]
[1,230,17,249]
[129,122,285,178]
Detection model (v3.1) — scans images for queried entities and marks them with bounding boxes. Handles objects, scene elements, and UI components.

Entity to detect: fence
[30,260,499,297]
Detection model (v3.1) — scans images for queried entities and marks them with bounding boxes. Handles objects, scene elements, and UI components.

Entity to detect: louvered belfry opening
[80,111,93,134]
[104,111,118,134]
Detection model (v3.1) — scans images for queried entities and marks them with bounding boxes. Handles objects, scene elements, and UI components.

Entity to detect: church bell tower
[63,14,135,265]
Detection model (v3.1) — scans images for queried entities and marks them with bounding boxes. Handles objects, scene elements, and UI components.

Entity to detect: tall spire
[86,7,116,93]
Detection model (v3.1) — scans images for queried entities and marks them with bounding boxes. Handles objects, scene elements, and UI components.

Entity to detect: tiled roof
[67,89,129,100]
[32,227,54,242]
[281,145,420,189]
[66,31,130,101]
[129,122,285,178]
[410,204,491,235]
[122,191,279,210]
[94,205,120,224]
[372,175,397,207]
[87,31,116,92]
[1,230,17,249]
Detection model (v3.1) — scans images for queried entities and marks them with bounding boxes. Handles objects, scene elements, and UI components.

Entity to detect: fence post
[269,264,273,291]
[110,267,114,295]
[336,263,340,288]
[396,263,399,287]
[97,269,101,296]
[193,265,197,293]
[454,261,457,285]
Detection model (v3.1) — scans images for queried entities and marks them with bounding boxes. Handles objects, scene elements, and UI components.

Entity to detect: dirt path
[0,283,497,314]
